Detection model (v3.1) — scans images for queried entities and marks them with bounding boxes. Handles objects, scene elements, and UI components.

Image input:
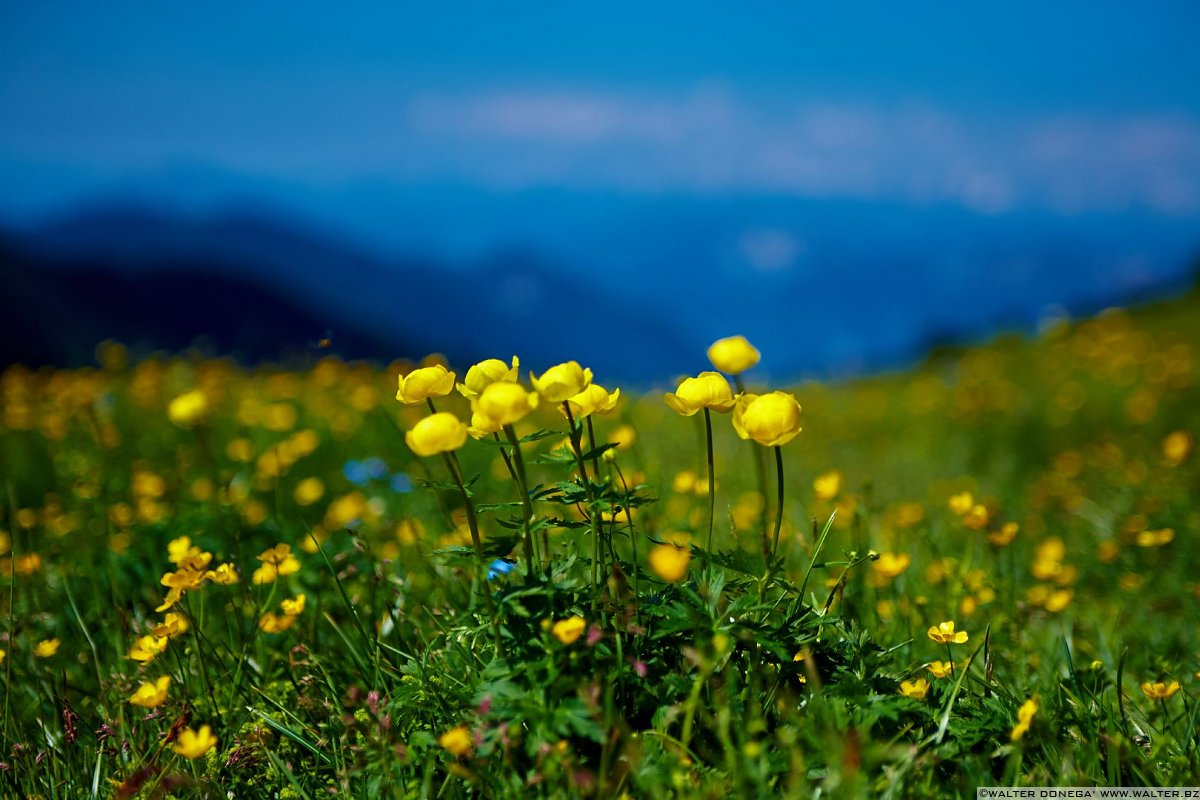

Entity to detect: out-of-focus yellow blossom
[551,616,587,645]
[1010,697,1038,741]
[948,492,974,516]
[280,594,306,616]
[1162,430,1192,466]
[457,357,519,401]
[672,470,698,494]
[813,471,841,501]
[1043,589,1073,612]
[0,648,5,665]
[205,563,239,585]
[530,361,593,403]
[129,676,171,708]
[707,335,760,375]
[129,635,168,662]
[732,391,803,447]
[167,536,195,565]
[226,438,253,462]
[259,611,297,633]
[608,423,637,450]
[395,365,456,405]
[168,390,209,427]
[172,725,218,759]
[648,543,691,583]
[565,383,620,419]
[475,382,540,427]
[405,412,468,457]
[988,522,1019,547]
[439,725,473,757]
[663,372,737,416]
[33,638,59,658]
[927,621,968,644]
[1136,528,1174,547]
[153,613,190,639]
[253,543,301,584]
[871,552,911,581]
[1141,680,1181,700]
[927,661,955,679]
[899,678,929,700]
[963,504,990,530]
[467,409,503,439]
[293,477,325,506]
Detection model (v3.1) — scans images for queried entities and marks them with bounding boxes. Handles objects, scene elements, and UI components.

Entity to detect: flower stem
[770,445,785,562]
[442,451,504,659]
[704,408,716,553]
[503,424,540,580]
[734,375,770,545]
[564,403,603,608]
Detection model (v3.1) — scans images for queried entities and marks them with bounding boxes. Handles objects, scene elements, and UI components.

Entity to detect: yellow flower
[253,543,301,584]
[813,470,841,501]
[1162,430,1192,466]
[871,552,911,580]
[1010,697,1038,741]
[153,612,190,639]
[129,635,169,662]
[205,563,239,585]
[405,412,468,457]
[988,522,1019,547]
[466,408,503,439]
[1135,528,1175,547]
[457,357,519,401]
[168,390,209,427]
[648,543,691,583]
[551,616,587,645]
[530,361,593,403]
[899,678,929,700]
[258,611,297,633]
[927,661,955,679]
[948,491,974,516]
[293,477,325,506]
[33,638,59,658]
[707,335,761,375]
[395,365,456,405]
[732,391,803,447]
[1141,680,1181,700]
[663,372,737,416]
[129,676,171,708]
[171,725,218,759]
[927,620,968,644]
[280,594,306,616]
[439,725,473,757]
[565,384,620,419]
[167,535,194,564]
[608,424,637,450]
[475,382,540,427]
[0,648,5,665]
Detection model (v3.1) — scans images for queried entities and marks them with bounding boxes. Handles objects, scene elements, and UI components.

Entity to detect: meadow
[1,292,1198,799]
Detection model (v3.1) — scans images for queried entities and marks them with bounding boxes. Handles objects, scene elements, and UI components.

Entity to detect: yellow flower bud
[732,391,802,447]
[405,412,468,457]
[707,335,760,375]
[475,382,539,427]
[530,362,593,403]
[396,365,456,405]
[457,357,519,401]
[663,372,737,416]
[564,384,620,419]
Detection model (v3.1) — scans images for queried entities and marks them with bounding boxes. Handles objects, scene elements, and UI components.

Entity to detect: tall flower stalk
[732,390,803,562]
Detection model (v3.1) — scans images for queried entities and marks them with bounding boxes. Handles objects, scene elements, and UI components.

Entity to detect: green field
[2,292,1198,798]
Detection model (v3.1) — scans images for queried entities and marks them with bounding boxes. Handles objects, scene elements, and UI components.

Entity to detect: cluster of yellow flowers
[157,536,239,612]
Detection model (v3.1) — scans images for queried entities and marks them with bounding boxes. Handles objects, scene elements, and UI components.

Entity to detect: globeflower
[662,372,737,416]
[551,616,587,645]
[530,362,593,403]
[813,470,841,501]
[564,383,620,419]
[457,357,519,401]
[927,620,968,644]
[648,542,691,583]
[168,390,209,427]
[474,382,539,427]
[171,725,218,759]
[732,392,802,447]
[129,676,171,708]
[707,335,760,375]
[395,365,456,405]
[405,413,468,457]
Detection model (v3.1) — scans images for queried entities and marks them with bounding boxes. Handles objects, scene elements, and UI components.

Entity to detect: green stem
[564,403,603,608]
[503,424,540,580]
[770,446,785,562]
[734,376,770,544]
[704,408,716,553]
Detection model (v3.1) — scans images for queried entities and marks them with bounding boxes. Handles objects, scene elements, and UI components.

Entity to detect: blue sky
[2,2,1199,225]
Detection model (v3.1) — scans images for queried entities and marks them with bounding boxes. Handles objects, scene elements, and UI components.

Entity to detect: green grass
[1,292,1198,798]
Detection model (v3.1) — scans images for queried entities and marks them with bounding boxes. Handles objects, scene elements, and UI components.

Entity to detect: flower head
[1142,680,1181,700]
[813,470,841,501]
[707,335,761,375]
[732,391,802,447]
[405,412,468,457]
[564,384,620,419]
[551,616,587,645]
[648,543,691,583]
[129,676,171,708]
[129,635,169,662]
[33,638,59,658]
[927,620,968,645]
[475,382,539,427]
[899,678,929,700]
[927,661,955,679]
[1010,697,1038,741]
[439,725,473,757]
[172,725,218,759]
[530,362,593,403]
[663,372,737,417]
[457,357,519,401]
[395,365,456,405]
[168,390,209,427]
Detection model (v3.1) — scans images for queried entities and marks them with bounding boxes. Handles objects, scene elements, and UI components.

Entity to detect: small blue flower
[363,457,389,480]
[389,473,413,494]
[342,459,368,485]
[487,559,517,581]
